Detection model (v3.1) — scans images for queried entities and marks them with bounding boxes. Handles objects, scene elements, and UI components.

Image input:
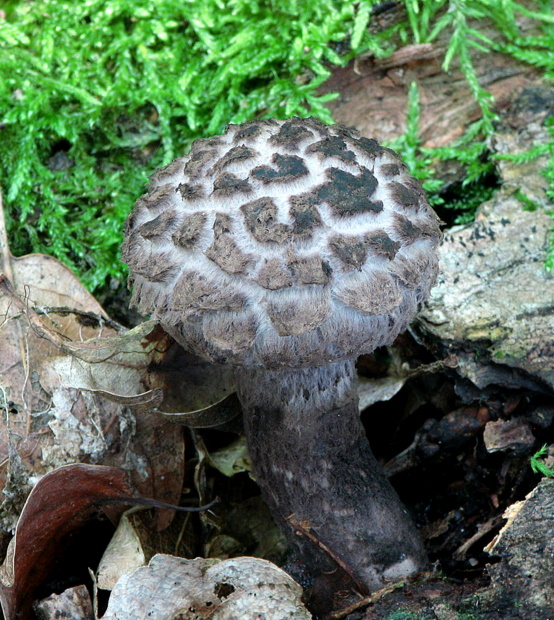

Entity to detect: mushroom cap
[122,117,441,369]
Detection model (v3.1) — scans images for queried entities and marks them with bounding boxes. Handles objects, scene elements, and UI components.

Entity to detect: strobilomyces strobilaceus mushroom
[121,117,442,593]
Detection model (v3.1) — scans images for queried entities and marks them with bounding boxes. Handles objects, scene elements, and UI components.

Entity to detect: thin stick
[453,515,503,560]
[286,515,369,596]
[35,305,125,333]
[98,495,220,513]
[324,581,406,620]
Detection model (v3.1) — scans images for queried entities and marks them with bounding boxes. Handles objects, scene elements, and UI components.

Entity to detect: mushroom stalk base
[235,359,428,592]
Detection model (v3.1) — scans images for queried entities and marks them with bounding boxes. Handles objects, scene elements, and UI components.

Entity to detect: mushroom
[121,117,442,592]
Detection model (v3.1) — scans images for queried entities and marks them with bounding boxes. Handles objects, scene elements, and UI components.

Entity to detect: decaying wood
[320,8,540,151]
[354,43,442,75]
[483,479,554,615]
[419,106,554,392]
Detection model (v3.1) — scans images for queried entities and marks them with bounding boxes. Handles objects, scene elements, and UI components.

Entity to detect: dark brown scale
[212,145,258,171]
[136,210,177,239]
[289,200,323,238]
[251,154,308,183]
[365,230,401,260]
[317,168,382,216]
[380,163,402,178]
[184,149,217,176]
[329,235,369,270]
[288,255,332,285]
[388,180,423,210]
[172,212,207,249]
[391,212,422,245]
[140,185,176,212]
[256,258,294,290]
[241,197,289,244]
[306,136,356,163]
[205,234,254,275]
[170,270,247,318]
[354,136,383,157]
[131,252,178,283]
[268,120,315,148]
[206,215,252,274]
[233,122,263,142]
[177,183,204,201]
[212,172,252,195]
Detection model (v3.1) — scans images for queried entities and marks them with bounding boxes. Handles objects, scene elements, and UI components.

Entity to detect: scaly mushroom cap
[122,117,441,368]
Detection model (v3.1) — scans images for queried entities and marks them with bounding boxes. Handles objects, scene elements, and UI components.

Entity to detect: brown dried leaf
[0,243,234,535]
[0,280,186,532]
[0,464,137,620]
[38,320,167,409]
[0,271,120,486]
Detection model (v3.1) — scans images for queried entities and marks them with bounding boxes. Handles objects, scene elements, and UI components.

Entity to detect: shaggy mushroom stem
[122,117,442,595]
[235,359,428,592]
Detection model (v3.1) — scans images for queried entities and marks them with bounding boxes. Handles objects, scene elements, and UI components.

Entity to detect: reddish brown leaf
[0,463,137,620]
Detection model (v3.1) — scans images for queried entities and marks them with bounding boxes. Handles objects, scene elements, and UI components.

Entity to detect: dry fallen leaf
[0,463,137,620]
[102,554,311,619]
[96,513,146,590]
[0,278,187,532]
[0,188,237,541]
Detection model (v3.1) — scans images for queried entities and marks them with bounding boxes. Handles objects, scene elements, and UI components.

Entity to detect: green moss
[382,612,420,620]
[1,0,553,289]
[530,444,554,477]
[0,0,366,289]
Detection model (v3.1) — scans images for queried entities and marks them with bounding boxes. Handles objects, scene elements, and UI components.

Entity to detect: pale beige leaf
[97,514,146,591]
[102,554,311,620]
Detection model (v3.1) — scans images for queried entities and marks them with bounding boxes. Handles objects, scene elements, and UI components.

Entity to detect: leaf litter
[0,187,248,618]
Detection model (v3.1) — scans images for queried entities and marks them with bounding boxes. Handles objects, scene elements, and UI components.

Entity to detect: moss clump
[0,0,374,289]
[1,0,553,288]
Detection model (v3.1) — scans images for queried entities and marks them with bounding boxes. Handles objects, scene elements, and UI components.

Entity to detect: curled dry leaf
[0,243,235,537]
[102,554,311,620]
[39,320,167,411]
[0,275,187,534]
[40,319,236,418]
[357,375,407,411]
[0,464,137,620]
